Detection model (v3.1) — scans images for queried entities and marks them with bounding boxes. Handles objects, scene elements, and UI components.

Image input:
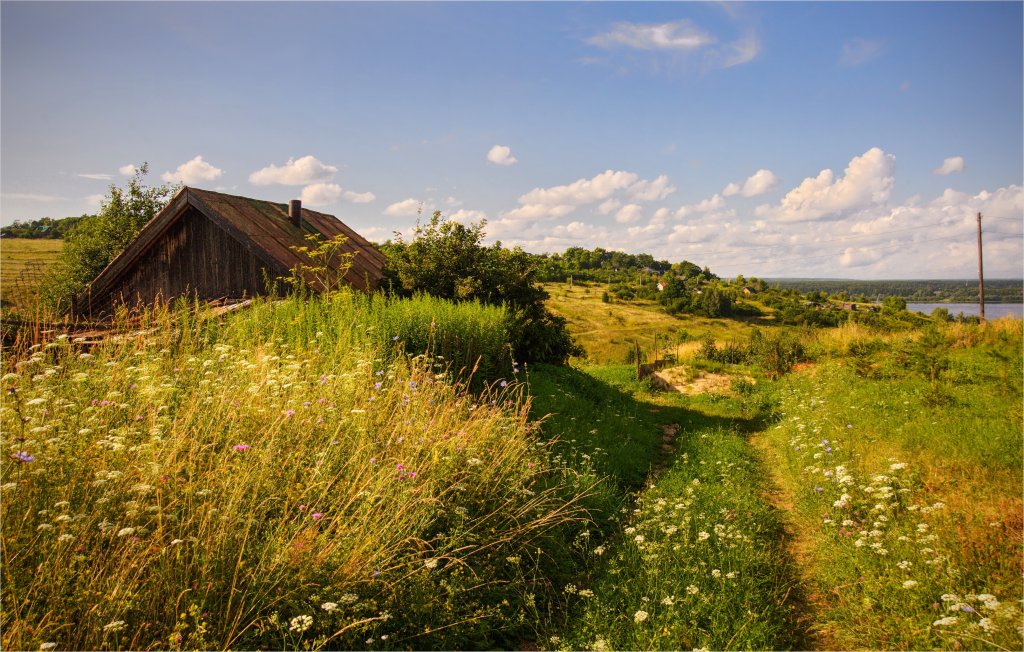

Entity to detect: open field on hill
[1,279,1021,650]
[0,238,63,311]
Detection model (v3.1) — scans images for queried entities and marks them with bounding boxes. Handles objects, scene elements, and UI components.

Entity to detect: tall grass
[0,292,590,650]
[754,318,1023,650]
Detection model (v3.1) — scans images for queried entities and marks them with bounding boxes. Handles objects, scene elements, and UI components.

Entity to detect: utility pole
[977,212,986,323]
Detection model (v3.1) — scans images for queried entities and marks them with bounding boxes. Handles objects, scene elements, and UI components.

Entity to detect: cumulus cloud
[627,174,676,201]
[161,155,223,185]
[598,198,622,215]
[343,190,376,203]
[723,169,779,197]
[839,38,886,66]
[676,193,726,218]
[384,198,423,217]
[615,204,643,224]
[449,209,488,224]
[486,145,518,166]
[249,155,338,186]
[300,183,342,207]
[758,147,895,222]
[503,203,576,222]
[119,164,138,176]
[933,156,965,176]
[518,170,639,206]
[588,20,716,51]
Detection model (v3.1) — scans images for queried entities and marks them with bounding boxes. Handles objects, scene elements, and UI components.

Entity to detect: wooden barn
[78,187,386,315]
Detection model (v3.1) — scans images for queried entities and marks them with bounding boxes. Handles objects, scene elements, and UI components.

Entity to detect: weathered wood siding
[95,207,278,310]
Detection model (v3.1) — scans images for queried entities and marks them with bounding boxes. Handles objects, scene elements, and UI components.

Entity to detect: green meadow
[1,282,1021,650]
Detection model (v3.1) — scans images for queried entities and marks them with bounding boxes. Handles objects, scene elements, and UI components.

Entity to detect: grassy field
[1,280,1021,650]
[543,281,780,365]
[0,238,63,311]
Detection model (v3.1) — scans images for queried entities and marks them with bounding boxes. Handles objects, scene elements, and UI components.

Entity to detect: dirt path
[749,434,836,650]
[651,364,754,395]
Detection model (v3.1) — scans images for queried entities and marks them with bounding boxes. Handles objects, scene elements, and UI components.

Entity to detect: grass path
[532,364,816,650]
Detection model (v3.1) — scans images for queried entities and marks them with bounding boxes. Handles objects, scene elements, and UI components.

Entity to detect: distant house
[742,287,754,295]
[78,187,386,315]
[657,282,665,292]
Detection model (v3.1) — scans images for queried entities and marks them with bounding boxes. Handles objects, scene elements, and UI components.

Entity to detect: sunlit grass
[0,292,594,651]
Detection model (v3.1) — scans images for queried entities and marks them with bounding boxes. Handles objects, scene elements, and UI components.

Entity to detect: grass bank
[0,292,592,651]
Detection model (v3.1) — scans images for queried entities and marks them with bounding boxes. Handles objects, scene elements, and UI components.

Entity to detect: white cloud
[933,156,965,176]
[722,182,741,197]
[760,147,896,222]
[384,198,423,217]
[839,38,886,67]
[598,198,622,215]
[723,168,778,198]
[627,174,676,201]
[486,145,518,166]
[615,204,644,224]
[343,190,375,203]
[502,203,576,222]
[518,170,639,206]
[676,193,726,218]
[249,155,337,186]
[77,173,113,181]
[300,183,342,207]
[717,33,761,69]
[449,209,488,224]
[161,155,223,185]
[85,193,104,208]
[445,196,462,207]
[588,20,716,51]
[838,247,885,268]
[119,164,138,176]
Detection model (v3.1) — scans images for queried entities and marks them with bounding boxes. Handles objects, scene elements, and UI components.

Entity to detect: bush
[381,212,581,364]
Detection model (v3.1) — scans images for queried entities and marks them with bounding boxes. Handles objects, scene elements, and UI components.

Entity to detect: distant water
[907,302,1023,319]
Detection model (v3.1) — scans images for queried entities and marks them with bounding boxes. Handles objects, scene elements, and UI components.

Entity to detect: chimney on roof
[289,199,302,228]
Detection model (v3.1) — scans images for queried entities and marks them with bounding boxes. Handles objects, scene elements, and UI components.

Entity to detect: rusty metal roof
[85,187,387,308]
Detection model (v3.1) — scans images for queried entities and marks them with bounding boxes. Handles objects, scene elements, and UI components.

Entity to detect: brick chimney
[289,199,302,228]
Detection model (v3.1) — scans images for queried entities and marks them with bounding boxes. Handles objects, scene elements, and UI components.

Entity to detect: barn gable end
[80,187,386,315]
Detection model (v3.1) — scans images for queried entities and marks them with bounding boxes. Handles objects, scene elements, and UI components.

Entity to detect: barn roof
[85,186,387,307]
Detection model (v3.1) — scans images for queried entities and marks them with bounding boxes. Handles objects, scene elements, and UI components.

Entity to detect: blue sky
[2,1,1022,278]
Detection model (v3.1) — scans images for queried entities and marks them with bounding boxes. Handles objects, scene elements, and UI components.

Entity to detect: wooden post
[977,212,986,323]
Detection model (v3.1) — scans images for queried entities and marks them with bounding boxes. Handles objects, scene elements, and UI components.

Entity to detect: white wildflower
[102,620,126,633]
[289,614,312,633]
[116,527,136,538]
[661,596,675,606]
[634,610,648,623]
[424,558,439,569]
[686,585,699,595]
[902,580,918,589]
[321,602,338,612]
[933,616,958,627]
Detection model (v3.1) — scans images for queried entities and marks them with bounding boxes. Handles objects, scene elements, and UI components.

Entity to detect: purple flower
[374,382,382,390]
[500,380,508,388]
[285,409,295,418]
[232,444,251,452]
[396,463,405,471]
[13,451,34,463]
[961,605,975,613]
[409,380,418,389]
[298,504,307,511]
[814,487,824,492]
[312,512,324,521]
[369,457,377,464]
[408,472,417,479]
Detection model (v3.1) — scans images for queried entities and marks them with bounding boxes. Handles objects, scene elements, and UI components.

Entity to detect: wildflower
[933,616,958,627]
[374,382,382,390]
[285,409,295,418]
[634,535,645,544]
[634,610,649,623]
[711,569,722,578]
[321,602,338,612]
[578,589,595,598]
[897,560,912,570]
[289,614,313,633]
[726,571,737,579]
[593,546,606,556]
[170,539,184,545]
[102,620,126,633]
[686,585,699,595]
[116,527,136,537]
[424,558,439,569]
[661,596,675,606]
[697,531,710,541]
[58,534,75,542]
[40,643,57,650]
[549,636,562,645]
[13,451,35,463]
[37,524,54,531]
[978,594,1000,610]
[467,458,483,466]
[232,444,250,452]
[903,580,919,589]
[340,593,359,604]
[978,617,995,632]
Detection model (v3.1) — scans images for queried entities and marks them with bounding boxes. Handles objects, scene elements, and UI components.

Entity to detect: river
[906,302,1024,319]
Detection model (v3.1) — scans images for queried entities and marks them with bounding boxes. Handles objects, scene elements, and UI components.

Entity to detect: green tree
[381,211,581,364]
[39,165,176,312]
[882,295,907,314]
